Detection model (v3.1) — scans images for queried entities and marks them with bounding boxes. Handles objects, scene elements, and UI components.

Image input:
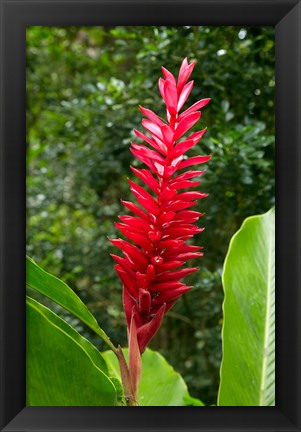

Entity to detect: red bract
[110,58,211,399]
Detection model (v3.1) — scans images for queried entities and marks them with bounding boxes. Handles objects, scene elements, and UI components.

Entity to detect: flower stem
[115,345,139,406]
[95,328,119,355]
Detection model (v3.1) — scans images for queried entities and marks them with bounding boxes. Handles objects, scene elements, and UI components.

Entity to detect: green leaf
[26,256,116,352]
[183,395,205,406]
[103,348,204,406]
[26,296,117,406]
[218,208,275,406]
[109,376,125,405]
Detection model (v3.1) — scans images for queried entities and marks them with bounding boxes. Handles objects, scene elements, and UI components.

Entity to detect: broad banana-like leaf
[26,256,114,349]
[218,208,275,406]
[27,296,117,406]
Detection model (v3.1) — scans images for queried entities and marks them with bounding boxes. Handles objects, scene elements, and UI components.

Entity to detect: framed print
[0,0,300,431]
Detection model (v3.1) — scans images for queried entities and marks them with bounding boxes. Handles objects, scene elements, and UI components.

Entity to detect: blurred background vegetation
[26,26,275,405]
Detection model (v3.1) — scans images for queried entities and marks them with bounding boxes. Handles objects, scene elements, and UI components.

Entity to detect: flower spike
[111,58,211,398]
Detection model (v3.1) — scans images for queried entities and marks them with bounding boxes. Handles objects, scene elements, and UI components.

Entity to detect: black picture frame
[1,0,300,431]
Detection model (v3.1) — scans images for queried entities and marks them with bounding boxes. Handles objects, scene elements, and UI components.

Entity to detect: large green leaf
[103,348,204,406]
[26,256,116,351]
[26,296,117,406]
[218,208,275,406]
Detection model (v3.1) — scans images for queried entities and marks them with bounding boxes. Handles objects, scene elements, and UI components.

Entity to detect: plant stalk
[115,345,138,406]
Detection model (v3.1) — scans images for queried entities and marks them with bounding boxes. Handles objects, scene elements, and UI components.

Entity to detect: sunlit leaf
[218,208,275,406]
[26,256,115,350]
[103,348,205,406]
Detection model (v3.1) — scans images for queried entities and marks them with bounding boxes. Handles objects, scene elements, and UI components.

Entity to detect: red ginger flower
[111,58,211,359]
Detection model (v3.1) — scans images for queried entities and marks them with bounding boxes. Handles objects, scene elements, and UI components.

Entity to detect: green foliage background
[26,26,275,405]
